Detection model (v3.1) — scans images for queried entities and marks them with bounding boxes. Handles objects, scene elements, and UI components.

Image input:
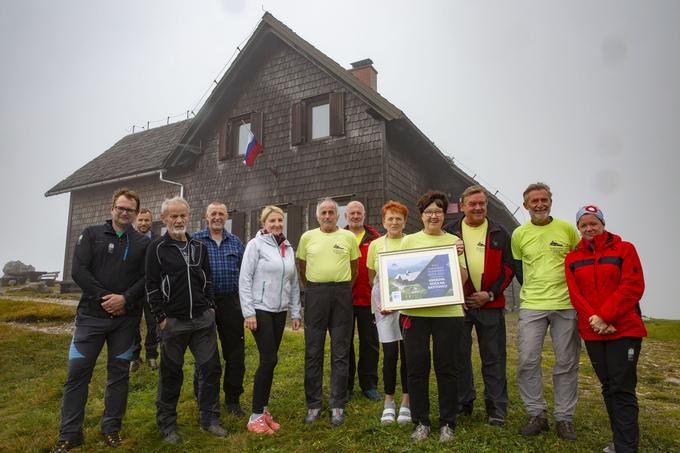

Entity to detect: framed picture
[378,245,464,311]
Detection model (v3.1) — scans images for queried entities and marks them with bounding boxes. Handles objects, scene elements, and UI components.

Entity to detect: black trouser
[58,313,137,441]
[457,308,508,418]
[382,338,408,395]
[196,293,245,403]
[132,301,159,360]
[304,282,353,410]
[585,337,642,453]
[403,315,463,428]
[347,305,380,393]
[251,310,287,413]
[157,309,221,435]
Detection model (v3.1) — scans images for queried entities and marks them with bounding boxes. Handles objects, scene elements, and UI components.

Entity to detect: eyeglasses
[114,206,138,215]
[422,210,444,217]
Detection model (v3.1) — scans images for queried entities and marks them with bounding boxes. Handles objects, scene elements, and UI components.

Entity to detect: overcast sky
[1,1,678,318]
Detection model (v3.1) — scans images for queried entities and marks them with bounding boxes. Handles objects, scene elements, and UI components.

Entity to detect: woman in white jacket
[239,206,302,434]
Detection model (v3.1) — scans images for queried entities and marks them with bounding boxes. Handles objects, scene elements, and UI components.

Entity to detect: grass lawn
[0,299,678,452]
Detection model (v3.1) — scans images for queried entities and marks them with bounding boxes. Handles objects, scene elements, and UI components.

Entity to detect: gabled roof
[45,119,192,196]
[167,12,405,166]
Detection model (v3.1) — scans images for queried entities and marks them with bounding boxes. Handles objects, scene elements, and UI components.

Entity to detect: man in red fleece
[345,200,381,400]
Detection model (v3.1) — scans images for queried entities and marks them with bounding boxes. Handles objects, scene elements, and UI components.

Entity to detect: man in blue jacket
[53,188,149,452]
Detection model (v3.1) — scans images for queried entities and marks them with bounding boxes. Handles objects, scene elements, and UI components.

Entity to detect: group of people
[52,182,646,453]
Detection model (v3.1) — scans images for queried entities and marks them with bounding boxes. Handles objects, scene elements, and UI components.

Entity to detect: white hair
[161,196,190,215]
[316,197,338,218]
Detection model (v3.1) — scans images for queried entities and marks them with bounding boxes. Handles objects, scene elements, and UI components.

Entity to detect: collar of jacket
[345,224,380,245]
[105,219,135,236]
[161,230,198,244]
[444,216,501,237]
[579,231,620,252]
[256,230,292,248]
[194,227,236,242]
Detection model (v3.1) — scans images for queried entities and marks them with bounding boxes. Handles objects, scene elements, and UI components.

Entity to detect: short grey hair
[522,182,552,203]
[459,185,488,204]
[161,196,190,215]
[316,197,338,218]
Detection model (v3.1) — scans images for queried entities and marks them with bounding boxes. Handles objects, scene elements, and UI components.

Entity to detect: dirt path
[1,295,78,306]
[3,320,74,335]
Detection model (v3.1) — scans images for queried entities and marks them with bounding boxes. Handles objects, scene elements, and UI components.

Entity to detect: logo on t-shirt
[333,243,347,255]
[549,240,569,256]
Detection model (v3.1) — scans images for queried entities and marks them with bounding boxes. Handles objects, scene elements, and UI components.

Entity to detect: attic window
[218,112,264,161]
[291,92,344,146]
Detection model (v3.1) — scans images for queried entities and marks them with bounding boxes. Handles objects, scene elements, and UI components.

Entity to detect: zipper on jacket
[261,281,266,305]
[187,242,193,319]
[278,244,285,312]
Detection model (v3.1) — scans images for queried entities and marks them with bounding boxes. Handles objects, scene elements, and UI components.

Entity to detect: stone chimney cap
[350,59,374,69]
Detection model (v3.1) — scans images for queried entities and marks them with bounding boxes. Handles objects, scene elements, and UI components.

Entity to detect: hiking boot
[200,423,228,438]
[146,358,158,370]
[556,420,577,440]
[488,416,505,427]
[411,423,430,442]
[304,408,320,424]
[603,441,616,453]
[330,408,345,426]
[439,424,455,443]
[163,431,181,445]
[102,431,122,448]
[225,402,245,417]
[264,410,280,431]
[52,437,83,452]
[129,359,141,373]
[247,414,274,435]
[519,412,549,436]
[363,388,381,401]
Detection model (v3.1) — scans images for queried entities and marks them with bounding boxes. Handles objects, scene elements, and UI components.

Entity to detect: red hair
[381,200,409,221]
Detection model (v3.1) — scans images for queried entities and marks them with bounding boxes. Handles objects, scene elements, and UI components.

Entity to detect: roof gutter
[45,169,185,199]
[159,170,184,198]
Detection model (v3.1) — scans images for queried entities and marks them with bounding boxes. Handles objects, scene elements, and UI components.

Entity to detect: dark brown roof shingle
[45,119,192,196]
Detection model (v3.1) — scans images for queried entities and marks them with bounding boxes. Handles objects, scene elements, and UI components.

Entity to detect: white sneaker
[397,406,412,424]
[603,441,616,453]
[380,404,396,424]
[411,423,430,442]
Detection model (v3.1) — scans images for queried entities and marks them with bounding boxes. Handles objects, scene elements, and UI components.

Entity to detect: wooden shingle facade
[47,13,519,285]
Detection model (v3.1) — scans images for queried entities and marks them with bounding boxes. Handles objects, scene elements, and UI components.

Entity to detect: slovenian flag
[243,131,263,167]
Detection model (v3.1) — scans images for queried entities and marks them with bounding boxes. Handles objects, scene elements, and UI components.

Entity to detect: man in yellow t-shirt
[511,183,580,441]
[297,198,360,426]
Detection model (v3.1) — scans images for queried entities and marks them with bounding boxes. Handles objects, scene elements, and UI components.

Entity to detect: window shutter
[329,92,345,136]
[291,102,304,145]
[231,211,246,244]
[250,209,261,239]
[286,205,304,248]
[218,121,230,160]
[250,111,264,146]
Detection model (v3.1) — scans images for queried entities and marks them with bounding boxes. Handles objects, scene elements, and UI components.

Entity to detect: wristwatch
[487,291,495,302]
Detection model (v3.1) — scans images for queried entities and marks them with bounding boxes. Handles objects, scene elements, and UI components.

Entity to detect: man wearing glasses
[53,188,150,452]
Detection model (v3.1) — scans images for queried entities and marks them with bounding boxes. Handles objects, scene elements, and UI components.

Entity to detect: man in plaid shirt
[193,201,246,415]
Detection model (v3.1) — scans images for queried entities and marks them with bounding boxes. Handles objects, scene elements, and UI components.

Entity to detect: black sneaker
[225,402,245,417]
[102,431,122,448]
[519,412,549,436]
[556,420,577,440]
[163,431,181,445]
[200,423,228,438]
[488,416,505,427]
[52,437,83,452]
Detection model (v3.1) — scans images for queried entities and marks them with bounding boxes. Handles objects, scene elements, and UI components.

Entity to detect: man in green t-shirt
[511,183,580,441]
[297,198,360,426]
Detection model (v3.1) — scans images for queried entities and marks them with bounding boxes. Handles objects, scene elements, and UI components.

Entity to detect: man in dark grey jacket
[145,196,225,444]
[53,188,149,452]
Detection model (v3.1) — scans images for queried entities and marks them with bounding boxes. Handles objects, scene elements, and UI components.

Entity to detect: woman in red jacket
[565,205,646,453]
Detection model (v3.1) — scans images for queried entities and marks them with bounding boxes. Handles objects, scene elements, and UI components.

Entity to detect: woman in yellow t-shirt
[399,191,468,444]
[367,201,411,425]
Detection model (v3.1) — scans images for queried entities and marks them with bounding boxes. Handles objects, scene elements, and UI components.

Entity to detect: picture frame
[378,245,464,311]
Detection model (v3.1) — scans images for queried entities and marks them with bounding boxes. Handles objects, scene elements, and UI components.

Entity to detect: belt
[306,281,351,287]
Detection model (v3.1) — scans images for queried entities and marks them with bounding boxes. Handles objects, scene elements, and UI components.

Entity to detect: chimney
[349,59,378,91]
